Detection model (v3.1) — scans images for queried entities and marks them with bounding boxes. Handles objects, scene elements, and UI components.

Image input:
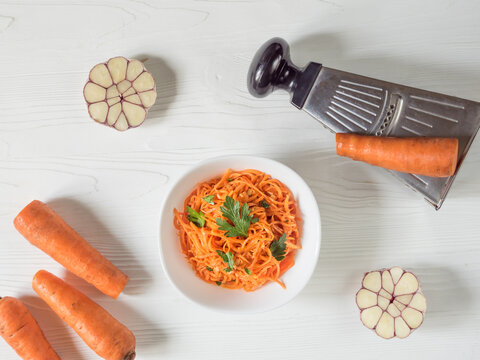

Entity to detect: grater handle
[247,38,298,97]
[247,37,322,108]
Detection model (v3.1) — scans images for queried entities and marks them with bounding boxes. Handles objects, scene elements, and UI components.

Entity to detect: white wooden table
[1,1,480,359]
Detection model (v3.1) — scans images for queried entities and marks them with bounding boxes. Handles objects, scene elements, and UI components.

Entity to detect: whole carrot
[14,200,128,299]
[0,296,61,360]
[33,270,136,360]
[336,134,458,177]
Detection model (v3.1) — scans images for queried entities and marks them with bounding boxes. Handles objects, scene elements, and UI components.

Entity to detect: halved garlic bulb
[356,267,426,339]
[83,57,157,131]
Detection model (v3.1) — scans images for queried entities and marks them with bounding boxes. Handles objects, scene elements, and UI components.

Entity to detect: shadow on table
[277,149,384,300]
[447,137,480,204]
[416,265,473,329]
[46,198,152,295]
[91,294,170,354]
[132,55,177,128]
[20,295,85,360]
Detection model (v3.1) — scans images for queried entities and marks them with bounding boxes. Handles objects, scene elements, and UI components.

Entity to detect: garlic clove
[361,306,383,329]
[393,300,407,311]
[114,113,128,131]
[139,90,157,108]
[409,293,427,311]
[402,307,424,329]
[123,102,146,127]
[124,94,142,105]
[117,80,131,94]
[89,64,113,88]
[106,85,119,99]
[126,60,144,81]
[107,57,128,83]
[396,294,414,305]
[379,288,392,299]
[382,270,394,294]
[362,271,381,292]
[395,317,411,339]
[133,72,155,92]
[356,289,377,309]
[123,87,136,97]
[387,303,401,317]
[376,312,395,339]
[377,296,390,310]
[390,267,404,284]
[84,82,106,103]
[394,272,419,296]
[88,102,108,123]
[107,103,122,125]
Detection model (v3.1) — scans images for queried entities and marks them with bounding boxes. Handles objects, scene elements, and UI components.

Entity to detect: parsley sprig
[216,196,258,237]
[202,195,214,205]
[186,206,205,228]
[217,250,235,271]
[270,233,287,261]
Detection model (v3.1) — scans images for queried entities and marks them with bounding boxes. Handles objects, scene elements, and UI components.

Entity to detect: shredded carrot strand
[173,169,301,292]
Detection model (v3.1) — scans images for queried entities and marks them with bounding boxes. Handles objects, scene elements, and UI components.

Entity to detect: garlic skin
[356,267,427,339]
[83,56,157,131]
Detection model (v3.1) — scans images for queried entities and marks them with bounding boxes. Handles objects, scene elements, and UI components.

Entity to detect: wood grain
[0,0,479,359]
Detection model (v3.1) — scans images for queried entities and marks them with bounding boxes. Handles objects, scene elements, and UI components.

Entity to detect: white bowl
[158,156,321,313]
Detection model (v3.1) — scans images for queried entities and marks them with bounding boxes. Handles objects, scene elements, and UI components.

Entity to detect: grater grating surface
[248,38,480,209]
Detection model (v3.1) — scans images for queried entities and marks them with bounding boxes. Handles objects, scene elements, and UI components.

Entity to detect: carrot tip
[124,351,136,360]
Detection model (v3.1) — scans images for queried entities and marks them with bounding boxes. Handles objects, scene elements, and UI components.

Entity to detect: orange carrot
[0,296,61,360]
[14,200,128,299]
[336,134,458,177]
[33,270,135,360]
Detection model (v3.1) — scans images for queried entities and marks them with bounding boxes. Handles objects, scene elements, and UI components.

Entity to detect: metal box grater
[247,38,480,209]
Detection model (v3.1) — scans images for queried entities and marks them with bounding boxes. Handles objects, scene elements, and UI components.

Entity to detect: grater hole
[377,105,395,136]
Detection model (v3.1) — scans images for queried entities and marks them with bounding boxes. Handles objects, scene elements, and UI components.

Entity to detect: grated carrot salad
[173,169,301,292]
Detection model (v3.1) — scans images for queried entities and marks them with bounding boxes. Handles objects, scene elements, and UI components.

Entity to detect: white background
[1,0,479,359]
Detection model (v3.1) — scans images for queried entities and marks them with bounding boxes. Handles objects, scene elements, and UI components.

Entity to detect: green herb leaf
[270,233,287,261]
[245,268,252,275]
[216,250,235,270]
[186,206,205,228]
[216,196,259,237]
[202,195,215,205]
[216,281,222,286]
[206,266,213,272]
[224,267,232,273]
[227,178,233,182]
[260,200,270,208]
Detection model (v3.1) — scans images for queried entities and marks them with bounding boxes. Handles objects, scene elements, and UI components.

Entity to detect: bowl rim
[158,155,321,314]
